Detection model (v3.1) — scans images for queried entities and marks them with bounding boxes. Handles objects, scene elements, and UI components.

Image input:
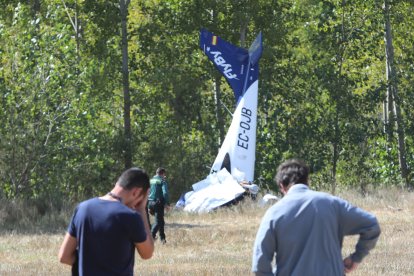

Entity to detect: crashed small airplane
[182,29,263,213]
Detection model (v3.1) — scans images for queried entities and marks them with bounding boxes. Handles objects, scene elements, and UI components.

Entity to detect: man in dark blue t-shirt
[59,167,154,275]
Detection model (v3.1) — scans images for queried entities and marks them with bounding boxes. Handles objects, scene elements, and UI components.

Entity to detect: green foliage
[1,0,413,205]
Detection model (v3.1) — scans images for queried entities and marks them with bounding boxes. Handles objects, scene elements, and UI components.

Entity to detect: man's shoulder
[72,198,102,221]
[262,201,289,223]
[307,189,333,197]
[78,197,100,208]
[309,189,344,201]
[304,190,353,212]
[274,188,335,207]
[266,197,293,214]
[79,198,133,213]
[150,175,162,183]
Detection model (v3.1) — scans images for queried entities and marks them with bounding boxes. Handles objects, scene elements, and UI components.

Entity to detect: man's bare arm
[134,192,154,259]
[58,233,77,265]
[135,212,154,259]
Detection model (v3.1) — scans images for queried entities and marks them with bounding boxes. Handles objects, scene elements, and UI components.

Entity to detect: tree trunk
[214,76,225,145]
[30,0,40,14]
[210,8,225,146]
[330,0,347,194]
[120,0,132,169]
[240,21,247,48]
[384,0,410,188]
[62,0,81,85]
[331,110,339,195]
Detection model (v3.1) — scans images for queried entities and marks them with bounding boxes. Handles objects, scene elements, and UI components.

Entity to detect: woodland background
[1,0,414,212]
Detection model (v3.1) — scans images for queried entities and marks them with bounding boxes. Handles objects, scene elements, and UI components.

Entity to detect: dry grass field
[0,188,413,276]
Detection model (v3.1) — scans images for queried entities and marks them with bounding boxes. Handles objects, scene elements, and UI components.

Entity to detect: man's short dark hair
[117,167,150,191]
[156,167,166,175]
[275,159,309,188]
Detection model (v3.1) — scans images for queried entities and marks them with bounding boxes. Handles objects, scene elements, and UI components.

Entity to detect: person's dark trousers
[151,202,166,242]
[146,201,151,229]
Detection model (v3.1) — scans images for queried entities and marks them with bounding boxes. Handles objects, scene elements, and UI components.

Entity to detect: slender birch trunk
[383,0,410,188]
[120,0,132,169]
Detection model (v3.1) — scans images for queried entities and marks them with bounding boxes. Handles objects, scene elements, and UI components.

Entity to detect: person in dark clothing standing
[148,167,170,244]
[59,167,154,275]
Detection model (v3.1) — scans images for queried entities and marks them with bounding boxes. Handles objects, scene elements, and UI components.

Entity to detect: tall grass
[0,198,73,234]
[0,189,413,275]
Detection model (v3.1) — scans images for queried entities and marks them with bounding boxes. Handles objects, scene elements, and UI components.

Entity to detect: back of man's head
[117,167,150,191]
[156,167,166,176]
[275,159,309,188]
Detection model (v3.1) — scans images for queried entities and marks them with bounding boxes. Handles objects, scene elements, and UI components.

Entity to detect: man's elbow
[135,238,155,260]
[141,252,152,260]
[58,254,73,265]
[371,220,381,240]
[139,251,153,260]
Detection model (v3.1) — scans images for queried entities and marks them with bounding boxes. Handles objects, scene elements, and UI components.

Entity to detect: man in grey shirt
[252,159,380,276]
